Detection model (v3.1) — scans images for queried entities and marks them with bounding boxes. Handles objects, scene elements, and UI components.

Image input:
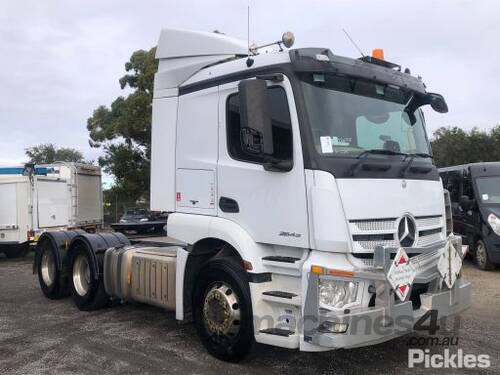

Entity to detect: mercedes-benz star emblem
[398,215,417,248]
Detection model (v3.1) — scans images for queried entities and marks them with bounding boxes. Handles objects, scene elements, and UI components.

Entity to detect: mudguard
[34,230,85,275]
[67,232,130,280]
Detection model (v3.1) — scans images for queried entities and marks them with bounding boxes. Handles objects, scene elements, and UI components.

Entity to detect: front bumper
[307,279,471,349]
[303,235,472,349]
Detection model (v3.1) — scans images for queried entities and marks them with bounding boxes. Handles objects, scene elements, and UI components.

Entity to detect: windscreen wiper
[400,153,433,177]
[346,149,408,177]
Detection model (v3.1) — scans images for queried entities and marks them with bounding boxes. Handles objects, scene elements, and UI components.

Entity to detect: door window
[226,86,293,163]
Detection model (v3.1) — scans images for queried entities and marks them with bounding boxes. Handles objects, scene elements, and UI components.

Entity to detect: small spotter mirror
[282,32,295,48]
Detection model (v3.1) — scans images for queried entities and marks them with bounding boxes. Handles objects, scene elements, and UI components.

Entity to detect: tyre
[3,244,30,258]
[193,257,255,362]
[37,239,69,299]
[474,239,495,270]
[69,245,109,311]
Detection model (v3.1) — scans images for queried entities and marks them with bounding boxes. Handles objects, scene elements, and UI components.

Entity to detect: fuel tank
[104,245,178,310]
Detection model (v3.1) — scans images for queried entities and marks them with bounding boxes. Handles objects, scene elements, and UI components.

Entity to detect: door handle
[219,197,239,213]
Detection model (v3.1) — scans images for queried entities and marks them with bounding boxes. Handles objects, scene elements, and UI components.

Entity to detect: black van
[439,162,500,270]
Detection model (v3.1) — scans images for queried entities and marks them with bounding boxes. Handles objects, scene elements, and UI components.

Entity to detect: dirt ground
[1,252,499,375]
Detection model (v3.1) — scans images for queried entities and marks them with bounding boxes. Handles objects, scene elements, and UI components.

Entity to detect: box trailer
[35,28,471,362]
[0,163,102,258]
[42,162,104,228]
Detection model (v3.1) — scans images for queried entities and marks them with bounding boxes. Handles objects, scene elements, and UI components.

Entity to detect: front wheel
[193,257,255,362]
[475,239,495,270]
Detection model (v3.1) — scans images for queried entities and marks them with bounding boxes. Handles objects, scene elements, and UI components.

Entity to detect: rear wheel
[193,257,255,362]
[37,239,69,299]
[475,239,495,270]
[69,246,109,311]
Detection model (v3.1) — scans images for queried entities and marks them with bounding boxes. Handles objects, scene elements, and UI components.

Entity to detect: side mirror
[426,93,448,114]
[238,79,274,156]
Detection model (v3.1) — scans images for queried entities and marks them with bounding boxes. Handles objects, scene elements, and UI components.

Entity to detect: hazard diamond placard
[386,248,417,301]
[437,240,463,289]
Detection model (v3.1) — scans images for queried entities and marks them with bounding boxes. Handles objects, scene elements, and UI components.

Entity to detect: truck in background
[34,28,471,362]
[440,162,500,270]
[0,163,103,258]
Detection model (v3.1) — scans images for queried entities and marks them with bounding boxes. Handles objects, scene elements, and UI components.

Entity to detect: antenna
[342,29,365,57]
[246,5,254,67]
[247,5,250,57]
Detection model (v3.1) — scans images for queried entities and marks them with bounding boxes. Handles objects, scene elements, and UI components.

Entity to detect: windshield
[476,177,500,204]
[300,74,431,157]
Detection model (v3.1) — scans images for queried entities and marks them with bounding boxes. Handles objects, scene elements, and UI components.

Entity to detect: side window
[226,86,293,163]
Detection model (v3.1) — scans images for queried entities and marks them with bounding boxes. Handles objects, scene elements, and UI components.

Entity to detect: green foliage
[25,143,85,164]
[87,47,157,202]
[431,125,500,167]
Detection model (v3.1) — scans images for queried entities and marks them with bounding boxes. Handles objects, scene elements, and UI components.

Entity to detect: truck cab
[440,162,500,270]
[149,29,470,358]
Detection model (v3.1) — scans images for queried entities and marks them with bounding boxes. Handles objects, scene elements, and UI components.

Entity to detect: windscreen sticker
[482,194,489,201]
[320,136,333,153]
[332,136,351,146]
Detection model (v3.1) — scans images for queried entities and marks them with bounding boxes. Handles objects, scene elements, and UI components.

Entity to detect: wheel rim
[476,242,487,267]
[41,247,56,287]
[203,282,241,339]
[73,254,91,296]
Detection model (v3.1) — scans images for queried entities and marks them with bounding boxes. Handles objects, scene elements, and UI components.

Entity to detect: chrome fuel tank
[104,245,178,310]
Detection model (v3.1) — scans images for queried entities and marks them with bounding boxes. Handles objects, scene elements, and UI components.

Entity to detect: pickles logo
[409,349,490,369]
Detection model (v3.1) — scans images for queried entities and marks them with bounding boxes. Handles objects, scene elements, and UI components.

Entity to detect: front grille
[416,216,442,228]
[352,219,395,232]
[349,215,445,253]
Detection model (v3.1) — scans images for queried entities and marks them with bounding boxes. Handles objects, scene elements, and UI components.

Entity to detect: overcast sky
[1,0,499,172]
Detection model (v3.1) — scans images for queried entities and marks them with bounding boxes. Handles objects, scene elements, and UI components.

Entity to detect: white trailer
[35,29,471,362]
[42,163,104,228]
[0,164,102,258]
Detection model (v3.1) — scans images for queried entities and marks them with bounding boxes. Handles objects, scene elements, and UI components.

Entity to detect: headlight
[140,218,149,222]
[488,213,500,235]
[119,219,127,223]
[319,279,359,310]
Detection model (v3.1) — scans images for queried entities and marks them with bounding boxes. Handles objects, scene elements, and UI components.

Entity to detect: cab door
[217,76,309,248]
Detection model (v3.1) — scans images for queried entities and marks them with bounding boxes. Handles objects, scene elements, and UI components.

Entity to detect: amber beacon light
[372,48,385,60]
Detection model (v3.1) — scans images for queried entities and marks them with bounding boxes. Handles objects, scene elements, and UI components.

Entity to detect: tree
[25,143,85,164]
[87,47,157,202]
[431,125,500,167]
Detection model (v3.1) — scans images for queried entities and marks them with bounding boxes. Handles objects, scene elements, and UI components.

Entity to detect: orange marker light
[328,269,354,278]
[243,260,253,271]
[311,265,324,274]
[372,48,384,60]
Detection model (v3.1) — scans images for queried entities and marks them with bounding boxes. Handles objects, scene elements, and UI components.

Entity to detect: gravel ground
[0,252,499,375]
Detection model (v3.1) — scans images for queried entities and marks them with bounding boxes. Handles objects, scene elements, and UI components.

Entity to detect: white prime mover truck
[34,29,471,361]
[0,163,102,258]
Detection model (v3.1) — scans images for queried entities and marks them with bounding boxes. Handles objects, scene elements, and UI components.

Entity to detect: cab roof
[154,28,427,95]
